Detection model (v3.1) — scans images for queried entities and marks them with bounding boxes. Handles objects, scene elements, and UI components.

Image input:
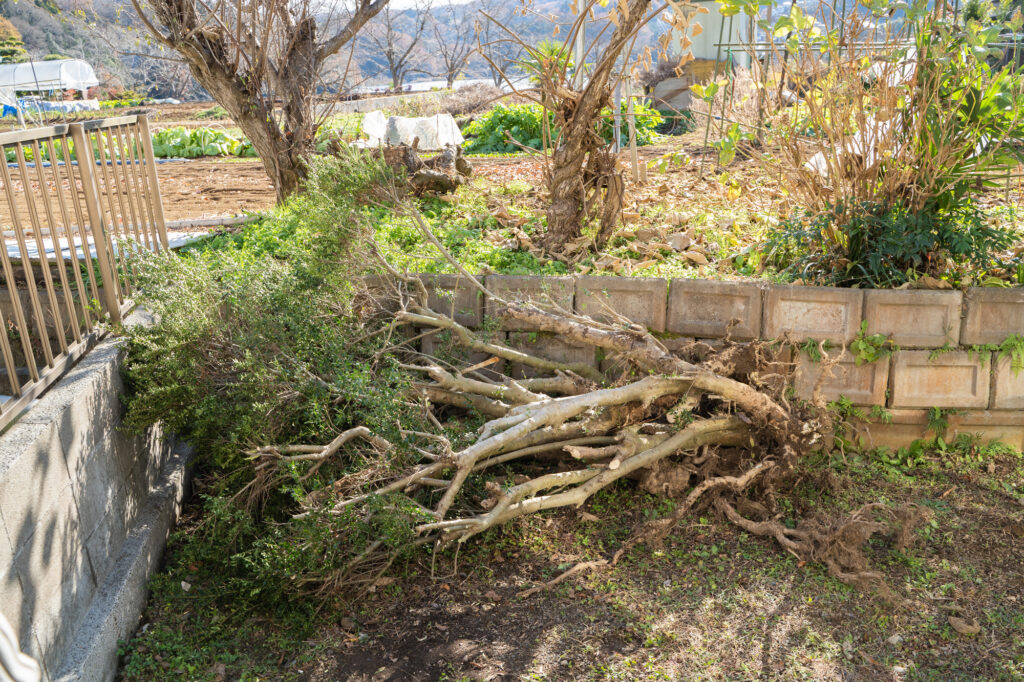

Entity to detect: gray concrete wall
[0,334,190,681]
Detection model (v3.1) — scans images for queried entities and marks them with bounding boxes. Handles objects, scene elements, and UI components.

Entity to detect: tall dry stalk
[730,0,1024,227]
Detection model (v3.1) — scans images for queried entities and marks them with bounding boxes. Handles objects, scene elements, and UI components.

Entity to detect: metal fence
[0,113,167,430]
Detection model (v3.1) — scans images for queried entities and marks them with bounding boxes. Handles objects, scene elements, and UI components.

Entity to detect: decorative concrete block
[484,275,574,330]
[67,431,127,545]
[851,421,931,450]
[575,276,667,331]
[961,287,1024,346]
[82,494,128,583]
[508,332,598,379]
[794,351,889,405]
[949,411,1024,450]
[763,286,863,343]
[666,279,762,340]
[423,273,484,327]
[891,351,991,409]
[993,356,1024,410]
[863,289,962,347]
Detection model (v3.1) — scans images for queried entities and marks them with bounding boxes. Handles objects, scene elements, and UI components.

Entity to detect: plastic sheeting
[0,59,99,93]
[360,111,464,149]
[18,98,99,114]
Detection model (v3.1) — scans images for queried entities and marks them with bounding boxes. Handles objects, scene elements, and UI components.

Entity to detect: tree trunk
[545,141,588,246]
[181,53,310,201]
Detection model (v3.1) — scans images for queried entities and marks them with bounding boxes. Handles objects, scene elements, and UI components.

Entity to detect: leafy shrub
[739,0,1024,287]
[122,150,422,605]
[463,101,662,153]
[765,201,1017,288]
[463,103,547,153]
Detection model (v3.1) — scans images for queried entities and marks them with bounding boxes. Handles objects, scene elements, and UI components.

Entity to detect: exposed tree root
[245,271,917,601]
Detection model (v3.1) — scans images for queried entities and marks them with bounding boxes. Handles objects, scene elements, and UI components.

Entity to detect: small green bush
[764,201,1016,288]
[122,150,424,605]
[462,101,663,154]
[463,103,548,153]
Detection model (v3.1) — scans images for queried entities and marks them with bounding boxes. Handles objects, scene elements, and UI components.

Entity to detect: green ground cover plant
[122,150,431,609]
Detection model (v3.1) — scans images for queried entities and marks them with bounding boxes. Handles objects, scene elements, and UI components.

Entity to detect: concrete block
[575,276,667,331]
[666,279,762,340]
[863,289,962,347]
[66,431,127,544]
[19,342,124,480]
[54,446,193,682]
[949,411,1024,450]
[484,275,574,330]
[961,287,1024,346]
[993,356,1024,410]
[508,332,598,379]
[763,285,863,343]
[422,273,484,327]
[82,501,128,584]
[11,508,96,672]
[794,351,889,406]
[0,422,75,554]
[850,421,930,450]
[891,351,991,409]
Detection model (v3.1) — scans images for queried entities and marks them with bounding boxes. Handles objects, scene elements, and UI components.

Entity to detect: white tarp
[0,86,15,108]
[19,98,99,114]
[360,110,464,149]
[0,59,99,93]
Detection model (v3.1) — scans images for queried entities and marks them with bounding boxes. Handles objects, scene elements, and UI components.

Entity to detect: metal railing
[0,114,167,430]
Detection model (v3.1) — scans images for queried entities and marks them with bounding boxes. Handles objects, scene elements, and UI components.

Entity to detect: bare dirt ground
[120,448,1024,681]
[154,159,276,223]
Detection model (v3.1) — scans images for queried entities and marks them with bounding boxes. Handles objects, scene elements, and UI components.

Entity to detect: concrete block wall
[418,274,1024,450]
[0,334,190,681]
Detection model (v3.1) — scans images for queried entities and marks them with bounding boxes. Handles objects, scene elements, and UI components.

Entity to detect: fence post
[136,114,170,250]
[70,122,123,326]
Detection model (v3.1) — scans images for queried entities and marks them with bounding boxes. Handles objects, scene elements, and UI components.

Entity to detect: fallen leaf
[913,276,953,290]
[668,233,692,251]
[484,590,502,602]
[578,511,600,522]
[683,250,709,265]
[622,212,641,223]
[948,616,981,635]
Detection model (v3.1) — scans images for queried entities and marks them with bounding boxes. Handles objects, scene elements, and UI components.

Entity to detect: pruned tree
[362,0,432,91]
[430,0,476,89]
[128,0,390,199]
[239,233,925,602]
[484,0,701,250]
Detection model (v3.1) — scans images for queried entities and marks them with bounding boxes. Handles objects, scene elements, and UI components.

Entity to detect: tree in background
[477,0,526,87]
[0,16,28,63]
[362,0,432,90]
[129,0,390,199]
[430,0,476,89]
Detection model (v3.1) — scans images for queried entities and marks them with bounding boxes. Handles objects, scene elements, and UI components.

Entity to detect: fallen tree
[245,264,926,601]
